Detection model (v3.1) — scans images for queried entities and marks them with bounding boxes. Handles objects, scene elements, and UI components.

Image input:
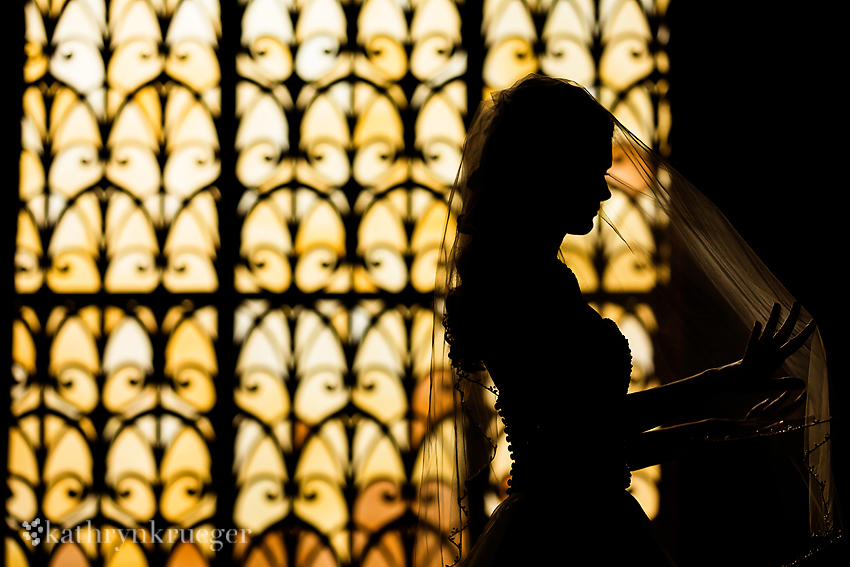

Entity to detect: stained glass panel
[9,302,220,565]
[18,0,222,295]
[231,0,466,562]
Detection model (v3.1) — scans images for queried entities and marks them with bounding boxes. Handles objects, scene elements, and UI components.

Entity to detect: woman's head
[460,75,614,248]
[444,76,615,375]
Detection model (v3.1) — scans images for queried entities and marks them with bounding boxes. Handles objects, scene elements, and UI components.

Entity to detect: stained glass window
[10,0,669,565]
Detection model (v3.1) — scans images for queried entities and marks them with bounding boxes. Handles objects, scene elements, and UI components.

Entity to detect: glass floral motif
[18,0,222,295]
[9,303,219,566]
[235,0,464,296]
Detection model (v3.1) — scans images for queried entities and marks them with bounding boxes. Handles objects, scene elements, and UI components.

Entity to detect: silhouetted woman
[436,75,828,566]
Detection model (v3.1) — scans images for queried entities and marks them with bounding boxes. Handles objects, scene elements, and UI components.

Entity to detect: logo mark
[22,518,43,546]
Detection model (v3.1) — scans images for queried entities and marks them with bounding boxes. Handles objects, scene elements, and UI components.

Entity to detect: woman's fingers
[760,303,782,345]
[750,302,814,363]
[775,302,802,345]
[746,397,772,419]
[756,390,806,422]
[763,391,793,412]
[748,321,762,351]
[763,390,805,413]
[786,390,807,411]
[747,392,791,419]
[780,318,816,358]
[740,303,813,392]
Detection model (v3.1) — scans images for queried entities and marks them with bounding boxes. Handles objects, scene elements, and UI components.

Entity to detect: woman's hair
[444,76,613,376]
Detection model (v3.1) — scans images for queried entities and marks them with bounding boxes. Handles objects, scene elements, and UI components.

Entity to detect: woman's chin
[565,220,595,236]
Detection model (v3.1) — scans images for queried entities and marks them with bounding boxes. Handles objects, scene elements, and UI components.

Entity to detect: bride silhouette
[421,74,838,566]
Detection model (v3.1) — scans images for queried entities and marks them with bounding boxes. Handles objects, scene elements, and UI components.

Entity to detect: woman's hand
[695,391,806,441]
[745,390,806,422]
[627,393,802,469]
[624,302,813,435]
[724,302,814,393]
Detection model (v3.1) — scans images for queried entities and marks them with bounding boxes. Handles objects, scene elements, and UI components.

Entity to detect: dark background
[666,3,845,565]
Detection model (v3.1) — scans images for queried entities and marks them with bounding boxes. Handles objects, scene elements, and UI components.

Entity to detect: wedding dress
[460,259,674,566]
[416,74,839,567]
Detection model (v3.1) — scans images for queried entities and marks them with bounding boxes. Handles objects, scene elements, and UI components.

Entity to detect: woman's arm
[622,303,813,436]
[623,366,735,437]
[626,420,715,471]
[625,390,805,470]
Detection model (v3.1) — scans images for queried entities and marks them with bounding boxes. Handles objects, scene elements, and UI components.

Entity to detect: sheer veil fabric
[415,74,840,566]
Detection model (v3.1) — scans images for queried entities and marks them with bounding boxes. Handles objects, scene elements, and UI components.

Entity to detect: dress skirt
[460,489,675,566]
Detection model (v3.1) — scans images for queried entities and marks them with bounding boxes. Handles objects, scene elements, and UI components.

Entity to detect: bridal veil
[414,74,840,566]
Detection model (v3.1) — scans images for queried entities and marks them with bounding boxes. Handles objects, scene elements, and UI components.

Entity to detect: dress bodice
[480,261,633,495]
